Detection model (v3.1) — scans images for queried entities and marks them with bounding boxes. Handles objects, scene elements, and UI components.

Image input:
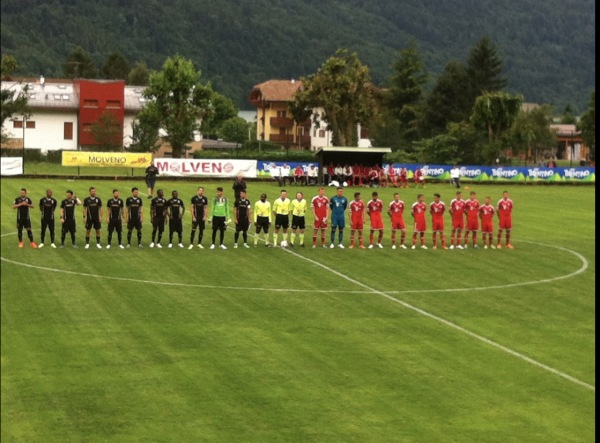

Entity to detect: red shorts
[351,218,364,230]
[466,218,479,231]
[369,214,384,230]
[432,220,444,232]
[413,219,426,233]
[499,217,512,230]
[391,218,405,230]
[399,176,408,183]
[452,217,464,230]
[481,221,494,233]
[313,219,328,229]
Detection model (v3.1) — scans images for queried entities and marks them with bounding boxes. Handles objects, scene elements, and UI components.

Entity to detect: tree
[290,49,377,147]
[1,55,30,135]
[200,91,238,139]
[91,111,123,151]
[577,90,595,161]
[420,60,471,137]
[471,91,523,163]
[138,55,213,158]
[510,104,556,163]
[127,115,160,153]
[64,46,97,79]
[466,36,507,102]
[220,116,249,148]
[560,103,577,124]
[102,51,130,80]
[384,42,427,145]
[128,62,151,86]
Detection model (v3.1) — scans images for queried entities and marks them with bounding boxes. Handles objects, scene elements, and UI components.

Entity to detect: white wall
[19,111,78,152]
[123,115,136,148]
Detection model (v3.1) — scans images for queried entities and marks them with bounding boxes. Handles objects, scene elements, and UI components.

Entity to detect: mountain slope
[1,0,595,111]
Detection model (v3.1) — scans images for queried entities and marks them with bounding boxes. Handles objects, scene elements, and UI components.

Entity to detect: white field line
[281,244,595,392]
[1,231,594,391]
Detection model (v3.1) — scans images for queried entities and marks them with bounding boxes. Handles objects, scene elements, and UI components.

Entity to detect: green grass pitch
[1,176,595,442]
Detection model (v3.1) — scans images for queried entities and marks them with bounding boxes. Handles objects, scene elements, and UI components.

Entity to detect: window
[83,99,99,108]
[64,122,73,140]
[319,129,326,138]
[13,120,23,129]
[106,100,121,109]
[26,121,36,129]
[277,110,286,118]
[82,123,93,133]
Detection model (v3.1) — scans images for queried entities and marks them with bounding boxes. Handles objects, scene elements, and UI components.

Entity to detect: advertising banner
[62,151,153,168]
[1,157,23,176]
[154,158,257,178]
[256,161,315,177]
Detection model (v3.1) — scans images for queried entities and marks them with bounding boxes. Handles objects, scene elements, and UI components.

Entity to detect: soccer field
[1,177,595,442]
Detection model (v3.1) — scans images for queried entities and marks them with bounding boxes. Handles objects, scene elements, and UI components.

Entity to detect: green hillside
[1,0,595,111]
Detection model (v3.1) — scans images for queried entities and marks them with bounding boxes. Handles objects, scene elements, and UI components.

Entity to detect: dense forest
[1,0,595,111]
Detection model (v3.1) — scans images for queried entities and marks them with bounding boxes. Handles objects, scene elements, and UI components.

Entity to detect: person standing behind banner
[450,165,461,188]
[38,189,58,248]
[145,162,159,199]
[59,190,81,248]
[232,174,247,201]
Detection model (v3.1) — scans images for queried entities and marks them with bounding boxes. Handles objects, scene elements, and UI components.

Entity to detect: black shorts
[17,219,31,230]
[192,220,205,230]
[169,219,182,232]
[146,178,156,189]
[255,216,270,232]
[85,219,102,230]
[108,220,122,232]
[291,215,306,230]
[212,216,226,230]
[236,220,250,232]
[127,219,142,231]
[62,220,76,234]
[275,214,289,229]
[153,219,165,232]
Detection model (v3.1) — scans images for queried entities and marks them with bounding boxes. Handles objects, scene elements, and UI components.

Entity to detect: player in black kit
[167,190,185,248]
[126,187,144,248]
[60,190,81,247]
[83,187,103,249]
[106,189,125,249]
[150,189,168,248]
[233,189,252,248]
[38,188,58,248]
[12,188,37,248]
[189,187,208,249]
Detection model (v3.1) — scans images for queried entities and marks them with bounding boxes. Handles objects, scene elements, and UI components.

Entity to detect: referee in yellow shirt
[253,193,272,246]
[290,192,307,247]
[272,189,291,247]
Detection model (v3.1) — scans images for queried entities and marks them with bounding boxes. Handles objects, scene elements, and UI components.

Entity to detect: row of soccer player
[13,185,514,250]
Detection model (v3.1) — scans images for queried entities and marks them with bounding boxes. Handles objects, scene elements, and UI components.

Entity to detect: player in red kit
[311,187,330,248]
[367,191,385,248]
[414,168,425,188]
[388,165,398,187]
[411,194,427,249]
[429,193,448,249]
[449,191,466,249]
[388,193,407,249]
[463,191,480,248]
[479,196,495,249]
[349,192,366,249]
[399,167,408,188]
[497,191,514,249]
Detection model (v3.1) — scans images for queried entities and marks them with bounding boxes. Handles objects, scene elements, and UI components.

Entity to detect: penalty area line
[281,246,595,392]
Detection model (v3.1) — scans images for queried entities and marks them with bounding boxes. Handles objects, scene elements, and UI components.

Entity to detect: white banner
[154,158,257,178]
[1,157,23,176]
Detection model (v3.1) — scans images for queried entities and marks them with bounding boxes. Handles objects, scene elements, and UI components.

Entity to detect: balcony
[269,134,295,144]
[296,135,311,147]
[270,117,294,128]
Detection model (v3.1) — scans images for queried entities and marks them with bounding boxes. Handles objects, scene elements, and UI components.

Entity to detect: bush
[0,148,63,163]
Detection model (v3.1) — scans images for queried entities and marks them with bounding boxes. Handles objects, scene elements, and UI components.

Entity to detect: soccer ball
[280,240,288,248]
[343,181,348,187]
